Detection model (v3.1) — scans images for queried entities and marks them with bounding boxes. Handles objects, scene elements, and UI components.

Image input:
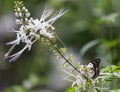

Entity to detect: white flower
[19,12,22,17]
[17,8,20,12]
[26,12,30,17]
[6,6,67,62]
[6,27,39,62]
[72,74,87,90]
[15,12,19,17]
[26,8,67,38]
[59,67,87,91]
[59,62,97,91]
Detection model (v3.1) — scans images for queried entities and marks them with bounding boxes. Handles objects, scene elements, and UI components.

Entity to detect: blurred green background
[0,0,120,92]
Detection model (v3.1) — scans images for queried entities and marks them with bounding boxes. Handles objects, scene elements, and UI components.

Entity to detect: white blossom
[59,62,96,91]
[19,12,22,17]
[6,6,67,62]
[26,12,30,17]
[22,7,26,11]
[17,8,20,12]
[15,12,19,17]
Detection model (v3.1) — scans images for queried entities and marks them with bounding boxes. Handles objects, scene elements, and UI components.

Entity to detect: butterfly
[90,59,100,79]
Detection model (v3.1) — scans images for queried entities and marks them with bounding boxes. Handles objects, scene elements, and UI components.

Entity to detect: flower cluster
[5,0,66,62]
[60,62,97,91]
[14,1,30,25]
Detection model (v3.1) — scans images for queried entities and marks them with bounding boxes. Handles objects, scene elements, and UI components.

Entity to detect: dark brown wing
[90,59,100,79]
[90,59,100,68]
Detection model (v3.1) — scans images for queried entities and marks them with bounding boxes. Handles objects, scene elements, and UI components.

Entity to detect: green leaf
[101,38,120,48]
[65,87,75,92]
[2,85,26,92]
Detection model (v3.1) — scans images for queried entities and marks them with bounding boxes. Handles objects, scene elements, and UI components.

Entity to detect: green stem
[42,35,81,74]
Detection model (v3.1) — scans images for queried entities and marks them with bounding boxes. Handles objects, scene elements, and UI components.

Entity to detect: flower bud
[19,13,22,17]
[15,12,19,17]
[22,7,26,11]
[14,9,17,12]
[26,13,30,17]
[17,8,21,12]
[25,18,28,22]
[25,9,28,12]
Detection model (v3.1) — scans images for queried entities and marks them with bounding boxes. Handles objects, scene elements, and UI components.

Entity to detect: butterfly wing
[90,59,100,68]
[90,59,100,79]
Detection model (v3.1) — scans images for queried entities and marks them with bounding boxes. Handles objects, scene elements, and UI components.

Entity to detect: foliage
[0,0,120,92]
